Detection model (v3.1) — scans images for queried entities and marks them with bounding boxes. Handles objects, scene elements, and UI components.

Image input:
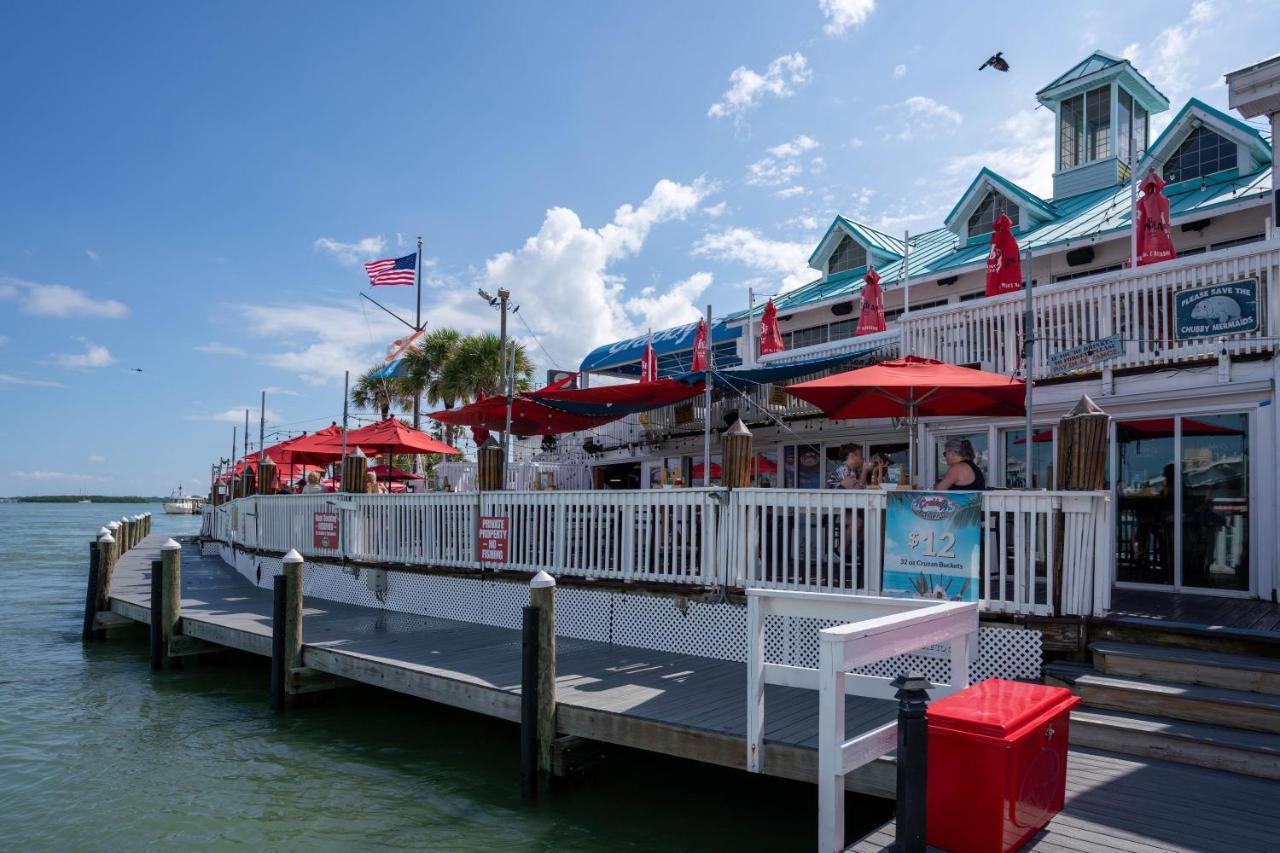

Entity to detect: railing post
[272,549,304,708]
[161,538,182,662]
[746,593,765,773]
[891,672,932,853]
[818,636,846,853]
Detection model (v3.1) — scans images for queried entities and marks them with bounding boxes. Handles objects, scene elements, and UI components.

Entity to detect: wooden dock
[102,534,1280,851]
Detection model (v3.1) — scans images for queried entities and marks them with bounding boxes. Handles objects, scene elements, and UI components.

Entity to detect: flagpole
[243,409,249,463]
[747,287,756,367]
[413,235,424,476]
[703,304,713,487]
[901,230,911,317]
[1128,152,1139,268]
[341,369,350,466]
[258,390,266,478]
[230,427,236,497]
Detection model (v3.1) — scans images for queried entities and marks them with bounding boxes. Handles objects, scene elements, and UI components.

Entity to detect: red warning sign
[313,512,340,549]
[479,515,509,563]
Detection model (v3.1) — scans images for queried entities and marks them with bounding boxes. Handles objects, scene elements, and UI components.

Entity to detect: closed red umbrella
[985,213,1023,297]
[759,299,784,356]
[855,268,886,335]
[1136,171,1176,266]
[690,318,709,371]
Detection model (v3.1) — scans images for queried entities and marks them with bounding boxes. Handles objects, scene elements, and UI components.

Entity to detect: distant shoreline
[1,496,167,504]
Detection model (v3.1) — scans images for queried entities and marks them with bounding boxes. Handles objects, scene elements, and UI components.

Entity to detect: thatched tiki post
[257,459,278,495]
[721,418,753,488]
[477,437,504,491]
[1052,396,1111,612]
[240,467,256,500]
[341,447,368,494]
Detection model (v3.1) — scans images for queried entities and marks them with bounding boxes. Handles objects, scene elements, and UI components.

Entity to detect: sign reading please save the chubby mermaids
[882,491,982,602]
[1175,279,1258,340]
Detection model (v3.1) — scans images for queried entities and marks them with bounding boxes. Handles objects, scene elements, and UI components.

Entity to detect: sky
[1,0,1276,496]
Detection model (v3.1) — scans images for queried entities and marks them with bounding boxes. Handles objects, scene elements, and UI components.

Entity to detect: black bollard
[520,605,540,800]
[271,575,287,710]
[149,559,164,670]
[82,541,101,642]
[891,671,932,853]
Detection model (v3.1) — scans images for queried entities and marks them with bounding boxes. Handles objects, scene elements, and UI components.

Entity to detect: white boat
[164,485,197,515]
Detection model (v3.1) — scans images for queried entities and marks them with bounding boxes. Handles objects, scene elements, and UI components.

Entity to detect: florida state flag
[759,299,784,356]
[640,333,658,382]
[985,213,1023,297]
[855,268,887,335]
[1137,171,1176,266]
[690,319,709,371]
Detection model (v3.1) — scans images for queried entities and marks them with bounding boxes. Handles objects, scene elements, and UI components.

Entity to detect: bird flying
[978,52,1009,72]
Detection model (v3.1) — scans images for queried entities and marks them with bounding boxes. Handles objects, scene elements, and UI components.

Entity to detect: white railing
[901,240,1280,379]
[205,487,1111,615]
[741,590,978,853]
[435,461,593,492]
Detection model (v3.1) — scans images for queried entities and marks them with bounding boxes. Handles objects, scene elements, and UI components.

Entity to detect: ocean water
[0,502,888,851]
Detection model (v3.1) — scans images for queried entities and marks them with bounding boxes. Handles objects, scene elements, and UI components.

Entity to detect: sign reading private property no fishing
[882,491,981,602]
[479,515,509,563]
[313,512,339,549]
[1175,279,1258,340]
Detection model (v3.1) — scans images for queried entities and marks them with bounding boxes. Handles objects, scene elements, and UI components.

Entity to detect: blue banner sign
[1174,279,1258,340]
[1047,334,1124,375]
[882,491,982,602]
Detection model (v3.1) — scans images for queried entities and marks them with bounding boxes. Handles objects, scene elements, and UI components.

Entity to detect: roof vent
[831,301,855,316]
[937,276,959,287]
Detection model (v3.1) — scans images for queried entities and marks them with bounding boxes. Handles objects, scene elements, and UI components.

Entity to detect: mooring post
[96,528,118,620]
[271,574,287,709]
[281,550,305,702]
[160,538,182,664]
[149,559,164,670]
[82,537,103,642]
[120,516,132,552]
[530,571,557,788]
[520,604,539,799]
[891,671,931,853]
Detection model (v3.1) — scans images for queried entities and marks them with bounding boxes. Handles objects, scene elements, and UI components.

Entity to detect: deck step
[1091,640,1280,695]
[1045,663,1280,734]
[1068,708,1280,780]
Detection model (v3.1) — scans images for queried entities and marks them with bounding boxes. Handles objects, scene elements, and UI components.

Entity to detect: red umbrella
[751,453,778,475]
[690,318,709,372]
[784,355,1026,482]
[855,268,886,336]
[985,213,1023,297]
[307,417,460,456]
[691,460,722,479]
[1136,171,1176,266]
[367,464,417,481]
[759,299,784,356]
[1016,418,1243,444]
[269,425,347,466]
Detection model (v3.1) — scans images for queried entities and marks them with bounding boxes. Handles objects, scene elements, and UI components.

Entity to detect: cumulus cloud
[892,64,907,79]
[708,53,811,121]
[236,301,407,384]
[820,0,876,35]
[313,235,388,265]
[53,337,116,369]
[767,135,821,159]
[0,373,63,387]
[747,135,821,197]
[746,157,803,188]
[944,108,1055,200]
[194,341,248,357]
[776,186,807,199]
[693,228,815,293]
[0,277,128,318]
[183,407,283,423]
[15,470,107,481]
[1126,1,1215,120]
[624,272,714,334]
[879,96,963,142]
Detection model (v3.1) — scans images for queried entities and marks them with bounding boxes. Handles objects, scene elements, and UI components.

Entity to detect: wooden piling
[96,528,118,618]
[478,438,504,490]
[520,604,539,799]
[341,449,368,494]
[160,538,182,664]
[282,550,304,697]
[1053,396,1111,612]
[530,571,557,787]
[258,460,278,495]
[149,559,164,670]
[82,539,102,642]
[271,574,287,709]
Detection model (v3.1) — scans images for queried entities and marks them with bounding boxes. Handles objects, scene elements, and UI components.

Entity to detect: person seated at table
[936,438,986,491]
[825,444,870,490]
[364,472,388,494]
[301,472,326,494]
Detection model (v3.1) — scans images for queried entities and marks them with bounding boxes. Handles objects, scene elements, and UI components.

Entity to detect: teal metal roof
[1036,51,1168,111]
[805,215,904,268]
[1141,97,1272,173]
[943,168,1058,230]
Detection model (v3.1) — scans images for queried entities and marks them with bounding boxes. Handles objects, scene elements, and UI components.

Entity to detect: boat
[164,485,197,515]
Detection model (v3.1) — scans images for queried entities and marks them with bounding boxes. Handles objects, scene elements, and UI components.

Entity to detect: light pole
[478,287,513,456]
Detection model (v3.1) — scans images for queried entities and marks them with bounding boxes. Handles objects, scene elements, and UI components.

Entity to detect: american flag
[363,253,416,286]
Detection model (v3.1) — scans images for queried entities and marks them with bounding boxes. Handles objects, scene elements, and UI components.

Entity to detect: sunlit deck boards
[108,535,897,795]
[848,747,1280,852]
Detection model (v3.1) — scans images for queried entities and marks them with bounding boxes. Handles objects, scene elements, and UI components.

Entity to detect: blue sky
[1,0,1274,495]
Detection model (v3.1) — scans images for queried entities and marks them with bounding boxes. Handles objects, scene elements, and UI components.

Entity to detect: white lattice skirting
[212,542,1042,682]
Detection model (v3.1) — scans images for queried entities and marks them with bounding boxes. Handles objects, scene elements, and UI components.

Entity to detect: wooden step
[1045,663,1280,735]
[1091,618,1280,660]
[1068,708,1280,781]
[1091,641,1280,695]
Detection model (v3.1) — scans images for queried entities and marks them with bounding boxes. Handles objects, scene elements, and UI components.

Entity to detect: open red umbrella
[855,268,886,335]
[751,453,778,475]
[691,460,722,479]
[784,355,1025,483]
[308,417,460,456]
[367,464,418,481]
[1016,417,1243,444]
[268,425,347,466]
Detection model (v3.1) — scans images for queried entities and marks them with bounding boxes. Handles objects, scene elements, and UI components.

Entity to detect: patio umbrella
[367,464,417,481]
[855,268,886,336]
[1136,171,1176,266]
[691,460,722,479]
[750,453,778,475]
[783,355,1026,485]
[1017,418,1244,444]
[759,299,784,356]
[308,417,460,457]
[985,213,1023,297]
[690,318,709,372]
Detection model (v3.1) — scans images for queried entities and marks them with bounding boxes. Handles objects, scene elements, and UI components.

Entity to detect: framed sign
[1047,334,1124,375]
[479,515,509,563]
[1174,279,1258,340]
[882,491,981,602]
[313,512,339,549]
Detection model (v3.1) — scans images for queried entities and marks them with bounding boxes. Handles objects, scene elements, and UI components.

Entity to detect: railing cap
[107,521,120,530]
[530,570,556,589]
[161,538,182,551]
[99,532,115,544]
[282,548,304,565]
[98,526,110,537]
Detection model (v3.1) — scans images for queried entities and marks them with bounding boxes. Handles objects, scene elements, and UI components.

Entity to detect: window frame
[827,234,868,277]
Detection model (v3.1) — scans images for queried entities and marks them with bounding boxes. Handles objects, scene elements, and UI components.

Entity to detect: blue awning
[580,321,742,375]
[673,347,887,392]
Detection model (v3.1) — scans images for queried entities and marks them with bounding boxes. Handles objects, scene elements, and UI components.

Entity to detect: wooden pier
[95,532,1280,851]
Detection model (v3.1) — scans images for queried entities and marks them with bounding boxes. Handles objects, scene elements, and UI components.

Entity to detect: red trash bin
[925,679,1081,853]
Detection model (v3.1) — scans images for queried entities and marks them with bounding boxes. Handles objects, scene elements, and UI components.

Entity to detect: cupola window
[827,234,867,276]
[966,191,1020,237]
[1117,89,1149,163]
[1060,85,1111,168]
[1163,126,1237,184]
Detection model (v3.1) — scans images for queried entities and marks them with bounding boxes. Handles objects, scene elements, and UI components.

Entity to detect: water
[0,502,889,851]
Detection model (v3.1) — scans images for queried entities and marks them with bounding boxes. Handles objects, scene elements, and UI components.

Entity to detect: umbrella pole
[1024,247,1034,489]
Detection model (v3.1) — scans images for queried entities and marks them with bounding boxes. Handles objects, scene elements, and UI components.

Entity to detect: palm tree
[350,366,402,420]
[404,327,463,444]
[439,332,534,404]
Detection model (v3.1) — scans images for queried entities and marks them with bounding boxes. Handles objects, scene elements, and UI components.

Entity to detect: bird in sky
[979,52,1009,72]
[128,368,143,372]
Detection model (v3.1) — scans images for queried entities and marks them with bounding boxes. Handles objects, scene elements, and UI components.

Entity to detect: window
[966,191,1020,238]
[1003,428,1055,489]
[1164,126,1238,184]
[1053,263,1125,283]
[828,319,856,341]
[884,299,946,322]
[827,235,867,276]
[1060,86,1111,168]
[791,326,828,349]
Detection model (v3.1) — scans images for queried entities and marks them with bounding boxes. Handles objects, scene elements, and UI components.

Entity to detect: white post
[746,594,766,773]
[747,287,757,367]
[818,636,846,853]
[703,303,713,487]
[901,230,911,317]
[1024,247,1034,488]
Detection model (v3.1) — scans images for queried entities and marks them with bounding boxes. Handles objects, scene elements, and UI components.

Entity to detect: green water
[0,503,889,851]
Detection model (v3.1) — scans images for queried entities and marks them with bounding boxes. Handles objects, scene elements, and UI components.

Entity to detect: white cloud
[313,235,387,265]
[0,372,63,388]
[183,407,283,424]
[194,341,248,357]
[746,157,803,187]
[16,470,106,482]
[262,386,301,396]
[776,186,807,199]
[892,64,907,79]
[809,156,826,174]
[878,96,963,142]
[0,278,128,318]
[236,301,407,384]
[0,335,8,345]
[748,135,821,195]
[847,136,865,148]
[767,135,821,159]
[708,53,811,120]
[693,228,815,293]
[820,0,876,36]
[85,249,101,264]
[704,202,728,218]
[944,108,1055,200]
[1127,1,1216,118]
[53,337,116,369]
[89,454,106,462]
[624,272,714,334]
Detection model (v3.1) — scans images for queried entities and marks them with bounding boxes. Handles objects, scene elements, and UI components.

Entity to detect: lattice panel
[972,626,1043,682]
[613,596,747,662]
[553,587,612,644]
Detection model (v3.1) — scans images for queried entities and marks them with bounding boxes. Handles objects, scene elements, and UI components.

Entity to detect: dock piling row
[82,513,152,643]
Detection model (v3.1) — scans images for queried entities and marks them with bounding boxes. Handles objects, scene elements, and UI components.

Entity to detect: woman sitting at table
[935,438,986,491]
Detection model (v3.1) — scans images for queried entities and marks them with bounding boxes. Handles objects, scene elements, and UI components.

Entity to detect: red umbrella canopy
[269,424,347,466]
[750,453,778,474]
[430,396,620,436]
[311,418,461,456]
[783,356,1026,420]
[855,268,886,336]
[691,461,722,478]
[367,464,418,481]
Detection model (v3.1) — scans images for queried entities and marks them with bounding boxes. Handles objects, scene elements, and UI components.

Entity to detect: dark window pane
[966,191,1020,237]
[1164,126,1238,184]
[1115,420,1174,584]
[1060,95,1083,168]
[1181,414,1248,590]
[1086,85,1111,161]
[828,235,867,276]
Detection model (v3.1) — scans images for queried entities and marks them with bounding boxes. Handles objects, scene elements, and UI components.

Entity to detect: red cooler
[926,679,1080,853]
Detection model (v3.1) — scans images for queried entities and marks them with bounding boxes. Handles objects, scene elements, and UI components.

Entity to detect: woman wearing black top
[935,438,986,491]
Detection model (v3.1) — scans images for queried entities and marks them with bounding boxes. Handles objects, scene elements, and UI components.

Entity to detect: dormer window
[1118,89,1149,163]
[827,235,866,276]
[1060,85,1111,168]
[967,192,1019,237]
[1164,126,1237,184]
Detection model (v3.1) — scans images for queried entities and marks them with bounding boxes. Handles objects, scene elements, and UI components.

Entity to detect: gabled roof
[943,168,1058,231]
[1036,51,1169,113]
[806,215,904,270]
[1139,97,1272,176]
